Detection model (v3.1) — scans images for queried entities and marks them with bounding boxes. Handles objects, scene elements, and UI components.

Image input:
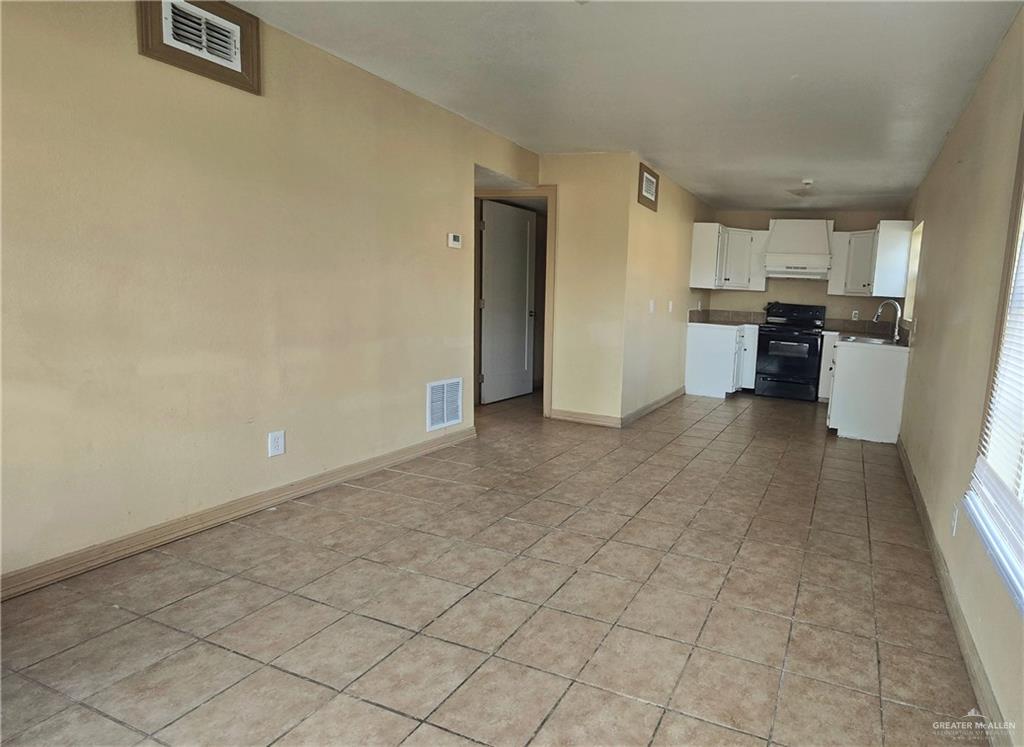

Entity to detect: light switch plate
[447,233,463,249]
[852,310,860,321]
[668,300,674,313]
[268,430,285,457]
[648,299,655,314]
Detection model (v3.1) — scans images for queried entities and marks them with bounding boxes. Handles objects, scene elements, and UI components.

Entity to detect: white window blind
[963,196,1024,612]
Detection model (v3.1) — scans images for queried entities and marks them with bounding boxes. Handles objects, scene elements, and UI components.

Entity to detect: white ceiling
[244,2,1021,209]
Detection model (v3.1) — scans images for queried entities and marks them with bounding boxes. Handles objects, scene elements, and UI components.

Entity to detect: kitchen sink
[840,335,895,345]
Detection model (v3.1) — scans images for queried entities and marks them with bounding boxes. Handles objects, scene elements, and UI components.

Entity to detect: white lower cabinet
[827,341,909,442]
[739,324,759,389]
[686,323,743,398]
[818,331,840,401]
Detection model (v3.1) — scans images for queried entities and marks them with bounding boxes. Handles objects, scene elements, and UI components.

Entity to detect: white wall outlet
[951,504,959,536]
[447,233,463,249]
[697,300,702,311]
[852,310,860,321]
[668,300,674,313]
[267,430,285,457]
[648,299,655,314]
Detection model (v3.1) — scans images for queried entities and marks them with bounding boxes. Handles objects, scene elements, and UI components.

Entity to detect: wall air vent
[427,378,463,432]
[137,0,261,95]
[163,1,241,71]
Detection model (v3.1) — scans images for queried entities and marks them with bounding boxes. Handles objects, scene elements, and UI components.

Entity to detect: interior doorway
[473,181,556,416]
[477,200,539,404]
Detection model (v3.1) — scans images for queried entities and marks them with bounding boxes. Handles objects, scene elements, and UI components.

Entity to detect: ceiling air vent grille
[427,378,463,432]
[162,0,242,72]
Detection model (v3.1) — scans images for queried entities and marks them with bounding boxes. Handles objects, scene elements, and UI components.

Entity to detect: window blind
[963,196,1024,612]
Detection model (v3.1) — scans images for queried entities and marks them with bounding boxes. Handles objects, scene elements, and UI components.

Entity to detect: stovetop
[762,302,826,331]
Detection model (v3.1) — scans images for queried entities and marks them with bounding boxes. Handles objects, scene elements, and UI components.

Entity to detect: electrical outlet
[852,310,860,321]
[951,505,959,536]
[648,299,655,314]
[697,300,702,311]
[668,300,674,313]
[267,430,285,457]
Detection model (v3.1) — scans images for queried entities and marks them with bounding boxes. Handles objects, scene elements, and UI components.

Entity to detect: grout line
[4,394,950,746]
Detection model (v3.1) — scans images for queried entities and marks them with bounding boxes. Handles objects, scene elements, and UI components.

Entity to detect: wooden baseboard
[1,426,476,600]
[897,438,1008,743]
[550,388,686,430]
[621,387,685,427]
[549,408,621,428]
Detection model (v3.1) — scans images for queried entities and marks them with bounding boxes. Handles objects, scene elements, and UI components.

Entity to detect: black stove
[755,302,826,401]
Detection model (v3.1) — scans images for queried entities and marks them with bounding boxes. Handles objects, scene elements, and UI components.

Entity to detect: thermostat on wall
[447,233,463,249]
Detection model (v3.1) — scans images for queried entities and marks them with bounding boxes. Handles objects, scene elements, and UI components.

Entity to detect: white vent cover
[427,378,463,432]
[162,0,242,72]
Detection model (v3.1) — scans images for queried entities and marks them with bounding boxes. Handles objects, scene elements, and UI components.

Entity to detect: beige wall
[540,153,710,420]
[622,156,711,416]
[708,209,907,320]
[539,153,634,419]
[1,2,538,573]
[901,10,1023,728]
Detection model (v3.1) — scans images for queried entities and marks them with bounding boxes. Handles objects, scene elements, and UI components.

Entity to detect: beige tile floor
[1,393,983,746]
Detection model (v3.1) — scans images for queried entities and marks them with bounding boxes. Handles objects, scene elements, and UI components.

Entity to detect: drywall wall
[901,9,1023,730]
[622,156,712,417]
[540,152,711,420]
[707,209,907,320]
[1,2,538,572]
[539,153,634,419]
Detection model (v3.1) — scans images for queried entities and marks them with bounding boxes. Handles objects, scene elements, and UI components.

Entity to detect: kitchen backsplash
[688,307,896,337]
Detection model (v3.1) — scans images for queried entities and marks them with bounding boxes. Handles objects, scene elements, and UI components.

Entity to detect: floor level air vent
[427,378,463,431]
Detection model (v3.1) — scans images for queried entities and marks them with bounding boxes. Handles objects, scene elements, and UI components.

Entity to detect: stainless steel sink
[840,335,894,345]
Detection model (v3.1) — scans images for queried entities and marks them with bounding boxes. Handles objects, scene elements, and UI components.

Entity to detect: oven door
[756,330,822,380]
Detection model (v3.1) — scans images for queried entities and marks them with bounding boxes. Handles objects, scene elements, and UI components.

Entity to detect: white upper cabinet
[721,228,753,288]
[689,223,765,291]
[690,223,724,289]
[826,220,913,298]
[872,220,914,297]
[749,231,768,291]
[827,231,850,296]
[845,230,877,295]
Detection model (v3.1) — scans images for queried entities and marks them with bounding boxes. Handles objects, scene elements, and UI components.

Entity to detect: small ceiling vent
[427,378,463,432]
[163,1,241,72]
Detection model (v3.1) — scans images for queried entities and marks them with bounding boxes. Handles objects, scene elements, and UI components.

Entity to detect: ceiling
[244,2,1021,209]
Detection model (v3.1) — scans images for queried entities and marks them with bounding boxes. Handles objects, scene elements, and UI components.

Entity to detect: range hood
[764,219,833,279]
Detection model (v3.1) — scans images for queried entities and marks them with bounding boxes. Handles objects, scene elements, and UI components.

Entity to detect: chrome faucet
[872,299,902,343]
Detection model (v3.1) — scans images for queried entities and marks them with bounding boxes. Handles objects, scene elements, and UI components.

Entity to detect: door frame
[475,186,557,418]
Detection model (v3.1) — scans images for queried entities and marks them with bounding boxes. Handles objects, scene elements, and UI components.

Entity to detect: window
[963,186,1024,612]
[904,222,924,321]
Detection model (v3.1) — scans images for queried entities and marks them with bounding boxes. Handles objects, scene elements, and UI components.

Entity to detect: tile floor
[1,393,982,746]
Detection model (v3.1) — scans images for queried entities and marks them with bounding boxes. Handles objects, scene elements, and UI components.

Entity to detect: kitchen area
[685,216,914,443]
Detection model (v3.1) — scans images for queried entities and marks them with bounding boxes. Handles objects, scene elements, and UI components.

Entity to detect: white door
[481,200,535,404]
[845,231,876,295]
[721,229,752,289]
